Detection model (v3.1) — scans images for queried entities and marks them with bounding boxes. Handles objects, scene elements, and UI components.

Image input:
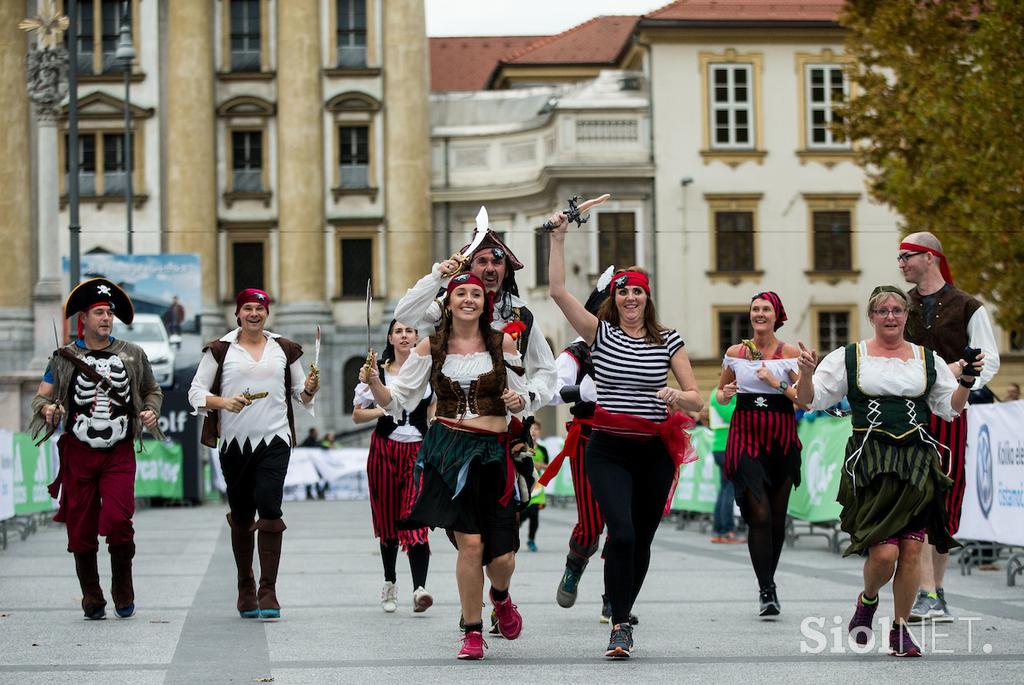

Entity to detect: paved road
[2,500,1022,684]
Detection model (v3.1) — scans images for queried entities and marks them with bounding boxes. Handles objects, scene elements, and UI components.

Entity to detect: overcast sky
[425,0,669,37]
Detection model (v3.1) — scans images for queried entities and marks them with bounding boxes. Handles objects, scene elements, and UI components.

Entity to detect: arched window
[343,356,365,414]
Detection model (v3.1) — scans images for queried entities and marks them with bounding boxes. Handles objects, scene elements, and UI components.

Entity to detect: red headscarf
[609,270,651,296]
[751,291,787,331]
[235,288,271,314]
[899,240,954,284]
[446,273,492,324]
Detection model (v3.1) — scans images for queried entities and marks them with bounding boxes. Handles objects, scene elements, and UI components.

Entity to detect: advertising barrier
[959,401,1024,546]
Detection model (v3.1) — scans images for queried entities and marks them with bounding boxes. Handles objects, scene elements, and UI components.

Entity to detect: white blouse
[723,356,799,394]
[808,342,959,421]
[384,349,529,421]
[353,368,433,444]
[188,329,314,449]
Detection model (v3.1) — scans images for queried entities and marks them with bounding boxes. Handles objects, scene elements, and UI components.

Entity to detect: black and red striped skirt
[366,432,429,550]
[724,393,801,500]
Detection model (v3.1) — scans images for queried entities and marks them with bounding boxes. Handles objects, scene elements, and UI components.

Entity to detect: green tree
[839,0,1024,331]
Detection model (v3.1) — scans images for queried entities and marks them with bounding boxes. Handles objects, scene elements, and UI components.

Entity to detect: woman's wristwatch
[958,377,975,389]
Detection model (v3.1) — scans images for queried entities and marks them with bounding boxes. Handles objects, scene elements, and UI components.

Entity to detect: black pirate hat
[460,231,524,271]
[64,277,134,324]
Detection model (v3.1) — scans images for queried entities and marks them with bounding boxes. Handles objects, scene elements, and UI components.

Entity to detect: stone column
[383,0,432,298]
[26,44,69,370]
[165,0,222,335]
[275,0,326,319]
[0,4,35,373]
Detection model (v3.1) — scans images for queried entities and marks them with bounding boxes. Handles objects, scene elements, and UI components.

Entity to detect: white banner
[208,446,370,500]
[0,430,14,520]
[959,401,1024,546]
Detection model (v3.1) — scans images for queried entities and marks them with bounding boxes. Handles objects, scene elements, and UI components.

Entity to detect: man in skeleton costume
[31,278,163,620]
[394,206,557,414]
[188,288,319,621]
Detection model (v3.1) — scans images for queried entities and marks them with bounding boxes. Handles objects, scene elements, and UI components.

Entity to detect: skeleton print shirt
[66,349,134,449]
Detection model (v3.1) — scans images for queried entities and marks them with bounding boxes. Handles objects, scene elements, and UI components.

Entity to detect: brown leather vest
[904,285,981,363]
[200,335,303,448]
[430,330,517,419]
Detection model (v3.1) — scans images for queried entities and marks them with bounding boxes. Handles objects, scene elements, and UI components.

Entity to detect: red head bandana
[609,271,651,296]
[751,291,787,331]
[899,241,954,284]
[235,288,271,316]
[446,273,492,324]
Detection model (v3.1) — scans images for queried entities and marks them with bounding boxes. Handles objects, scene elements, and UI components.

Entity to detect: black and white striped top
[591,320,685,421]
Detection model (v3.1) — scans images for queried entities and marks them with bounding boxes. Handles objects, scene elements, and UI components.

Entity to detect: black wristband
[958,377,974,389]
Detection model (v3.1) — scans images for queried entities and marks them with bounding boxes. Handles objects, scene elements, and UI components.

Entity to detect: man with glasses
[898,231,1000,622]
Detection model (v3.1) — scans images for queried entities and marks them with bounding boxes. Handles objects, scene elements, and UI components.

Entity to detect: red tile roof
[430,36,542,92]
[644,0,843,22]
[503,15,640,65]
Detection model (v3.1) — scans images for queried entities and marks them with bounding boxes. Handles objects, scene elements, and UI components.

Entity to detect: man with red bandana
[188,288,320,621]
[897,231,1000,622]
[393,206,556,414]
[30,278,163,620]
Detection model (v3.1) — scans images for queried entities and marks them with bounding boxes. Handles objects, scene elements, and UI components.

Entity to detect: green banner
[13,433,57,514]
[135,440,184,498]
[670,426,720,513]
[787,415,850,522]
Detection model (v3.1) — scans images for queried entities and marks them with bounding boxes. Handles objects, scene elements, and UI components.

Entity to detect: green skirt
[838,434,960,556]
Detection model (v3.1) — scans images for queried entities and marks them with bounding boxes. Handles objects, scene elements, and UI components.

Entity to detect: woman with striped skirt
[547,213,703,659]
[716,292,803,617]
[353,320,435,614]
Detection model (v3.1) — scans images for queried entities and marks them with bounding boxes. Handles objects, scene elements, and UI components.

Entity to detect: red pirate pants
[53,434,136,553]
[929,409,969,536]
[567,425,604,559]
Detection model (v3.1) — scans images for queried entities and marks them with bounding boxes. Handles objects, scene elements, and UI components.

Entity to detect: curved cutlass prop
[541,194,611,231]
[440,206,490,277]
[364,279,375,375]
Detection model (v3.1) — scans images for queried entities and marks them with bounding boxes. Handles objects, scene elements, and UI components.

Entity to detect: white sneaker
[412,586,433,613]
[381,581,398,613]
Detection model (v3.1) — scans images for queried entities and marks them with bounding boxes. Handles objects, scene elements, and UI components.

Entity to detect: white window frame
[709,63,755,150]
[805,64,850,150]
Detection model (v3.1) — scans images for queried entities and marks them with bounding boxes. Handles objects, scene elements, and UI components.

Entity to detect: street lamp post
[67,0,80,289]
[115,1,135,254]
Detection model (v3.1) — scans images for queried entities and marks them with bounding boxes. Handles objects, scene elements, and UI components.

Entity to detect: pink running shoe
[458,630,487,660]
[490,589,523,640]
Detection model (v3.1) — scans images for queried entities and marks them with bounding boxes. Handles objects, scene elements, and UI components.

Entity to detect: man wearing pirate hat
[394,206,557,414]
[30,278,164,620]
[188,288,320,621]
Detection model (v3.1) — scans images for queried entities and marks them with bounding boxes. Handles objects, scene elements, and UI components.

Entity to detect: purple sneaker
[889,623,922,657]
[490,589,522,640]
[848,593,878,646]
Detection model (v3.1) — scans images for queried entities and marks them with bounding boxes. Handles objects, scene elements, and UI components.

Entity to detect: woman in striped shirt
[547,212,702,659]
[715,291,803,618]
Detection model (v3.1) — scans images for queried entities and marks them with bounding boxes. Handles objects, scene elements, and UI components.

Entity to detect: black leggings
[519,504,540,541]
[585,431,674,625]
[380,541,430,588]
[738,477,794,591]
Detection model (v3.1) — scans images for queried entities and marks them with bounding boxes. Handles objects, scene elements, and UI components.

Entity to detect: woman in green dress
[796,286,982,657]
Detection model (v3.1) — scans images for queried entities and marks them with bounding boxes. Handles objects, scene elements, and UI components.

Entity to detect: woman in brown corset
[361,273,530,661]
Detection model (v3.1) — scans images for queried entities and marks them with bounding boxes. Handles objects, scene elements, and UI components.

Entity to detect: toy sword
[364,279,375,375]
[310,324,321,380]
[541,194,611,231]
[440,205,490,277]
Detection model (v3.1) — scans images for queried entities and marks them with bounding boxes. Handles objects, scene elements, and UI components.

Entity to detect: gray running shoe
[931,587,955,623]
[907,589,935,623]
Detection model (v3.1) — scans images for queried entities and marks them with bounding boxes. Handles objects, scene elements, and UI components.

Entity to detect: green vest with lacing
[844,342,936,441]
